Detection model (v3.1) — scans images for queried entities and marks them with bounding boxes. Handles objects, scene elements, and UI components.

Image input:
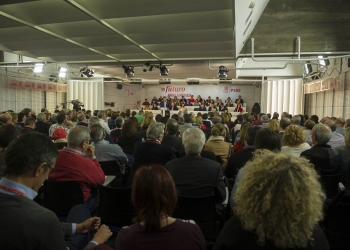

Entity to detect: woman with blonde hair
[214,150,328,250]
[204,123,230,168]
[281,125,310,157]
[195,116,206,131]
[268,119,279,133]
[138,116,155,141]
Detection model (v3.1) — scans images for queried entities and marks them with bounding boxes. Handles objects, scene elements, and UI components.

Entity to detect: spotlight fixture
[58,67,67,78]
[149,65,154,72]
[123,65,134,78]
[142,63,150,72]
[304,61,312,75]
[33,63,44,73]
[317,56,330,67]
[159,65,169,76]
[80,67,94,77]
[218,66,229,78]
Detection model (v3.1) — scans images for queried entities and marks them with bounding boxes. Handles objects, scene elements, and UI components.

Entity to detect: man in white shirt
[97,110,111,134]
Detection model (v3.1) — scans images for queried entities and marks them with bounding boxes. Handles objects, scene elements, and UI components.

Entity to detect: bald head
[325,120,336,132]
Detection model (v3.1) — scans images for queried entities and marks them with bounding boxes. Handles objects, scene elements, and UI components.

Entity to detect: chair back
[320,174,341,199]
[43,180,84,215]
[173,195,218,240]
[98,185,136,229]
[99,161,123,177]
[326,189,350,248]
[55,142,67,150]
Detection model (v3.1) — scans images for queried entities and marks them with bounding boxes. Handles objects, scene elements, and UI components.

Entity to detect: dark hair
[56,114,66,124]
[267,113,271,119]
[184,114,192,123]
[121,120,138,139]
[254,129,281,151]
[202,113,208,119]
[132,164,177,230]
[164,110,170,118]
[21,108,32,116]
[132,111,137,117]
[170,114,178,121]
[18,112,25,122]
[93,110,98,116]
[5,132,59,176]
[0,124,18,148]
[54,110,60,114]
[24,117,35,126]
[310,115,319,124]
[166,118,179,135]
[86,110,92,115]
[280,117,292,130]
[303,114,309,120]
[209,112,214,118]
[237,114,243,123]
[245,126,262,146]
[155,114,163,122]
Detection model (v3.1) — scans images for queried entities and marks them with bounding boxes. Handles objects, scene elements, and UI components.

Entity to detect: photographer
[72,99,84,112]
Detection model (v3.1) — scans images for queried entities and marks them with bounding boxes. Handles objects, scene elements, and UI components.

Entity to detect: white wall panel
[261,78,303,115]
[67,79,104,111]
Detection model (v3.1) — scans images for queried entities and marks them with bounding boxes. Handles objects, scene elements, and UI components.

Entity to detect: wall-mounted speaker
[117,84,123,89]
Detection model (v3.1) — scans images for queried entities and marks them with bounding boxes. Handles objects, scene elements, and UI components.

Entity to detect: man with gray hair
[292,115,304,130]
[325,120,344,148]
[89,116,114,144]
[165,128,226,213]
[97,110,111,134]
[34,112,51,136]
[50,125,106,204]
[90,124,128,174]
[260,115,269,129]
[212,115,222,125]
[76,113,88,127]
[133,122,176,165]
[301,123,342,176]
[281,111,289,119]
[110,116,124,142]
[179,114,194,137]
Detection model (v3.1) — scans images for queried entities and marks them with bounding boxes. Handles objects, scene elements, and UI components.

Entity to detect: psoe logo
[162,86,186,93]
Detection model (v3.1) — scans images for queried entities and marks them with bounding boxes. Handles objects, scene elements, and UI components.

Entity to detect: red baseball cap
[52,128,67,140]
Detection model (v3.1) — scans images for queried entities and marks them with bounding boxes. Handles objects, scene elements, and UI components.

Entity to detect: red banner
[57,85,66,92]
[36,82,47,91]
[24,81,35,89]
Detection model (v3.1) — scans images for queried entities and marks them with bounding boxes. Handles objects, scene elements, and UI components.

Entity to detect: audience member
[304,119,315,143]
[230,129,281,208]
[133,122,176,165]
[301,123,342,176]
[260,115,269,128]
[233,123,251,152]
[49,113,70,137]
[179,114,195,137]
[110,116,124,142]
[138,116,155,141]
[50,126,105,203]
[320,117,329,124]
[225,126,261,179]
[278,117,292,141]
[335,117,345,135]
[34,112,51,136]
[335,127,350,171]
[324,120,345,148]
[291,115,303,129]
[116,164,206,250]
[52,127,67,149]
[165,128,226,214]
[272,112,279,120]
[215,150,328,250]
[310,115,319,124]
[0,132,112,249]
[21,117,36,134]
[281,125,310,157]
[77,113,88,127]
[161,118,183,156]
[97,110,111,134]
[0,124,18,177]
[116,120,142,155]
[90,124,128,174]
[204,123,230,168]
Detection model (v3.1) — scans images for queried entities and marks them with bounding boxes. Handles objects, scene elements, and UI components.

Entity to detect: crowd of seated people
[2,104,350,249]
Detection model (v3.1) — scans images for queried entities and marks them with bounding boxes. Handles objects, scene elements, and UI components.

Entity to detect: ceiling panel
[73,0,232,19]
[70,35,134,47]
[143,42,234,53]
[45,54,113,62]
[109,53,155,61]
[38,20,116,38]
[0,15,25,28]
[154,50,235,60]
[0,1,92,25]
[27,48,99,57]
[1,39,82,51]
[0,26,54,42]
[127,29,234,45]
[104,10,233,35]
[93,45,146,54]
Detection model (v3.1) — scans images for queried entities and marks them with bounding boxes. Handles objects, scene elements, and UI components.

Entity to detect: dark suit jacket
[134,141,176,165]
[225,147,255,179]
[160,101,169,108]
[34,121,51,136]
[165,154,226,203]
[161,135,183,156]
[198,106,207,111]
[234,99,244,104]
[169,106,178,111]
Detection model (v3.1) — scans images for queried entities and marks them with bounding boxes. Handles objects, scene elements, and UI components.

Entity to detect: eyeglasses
[46,165,56,176]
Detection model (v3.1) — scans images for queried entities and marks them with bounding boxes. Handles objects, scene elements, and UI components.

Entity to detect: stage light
[317,56,330,67]
[159,66,169,76]
[33,63,44,73]
[149,65,154,71]
[123,65,134,77]
[142,63,150,72]
[304,61,312,75]
[218,66,229,78]
[80,67,94,77]
[58,67,67,78]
